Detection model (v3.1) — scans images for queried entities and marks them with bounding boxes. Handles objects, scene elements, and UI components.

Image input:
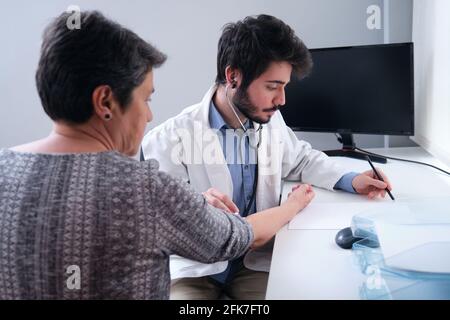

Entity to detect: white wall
[0,0,414,150]
[412,0,450,165]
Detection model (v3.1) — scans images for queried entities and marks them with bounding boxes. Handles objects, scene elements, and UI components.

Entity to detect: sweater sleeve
[151,169,253,263]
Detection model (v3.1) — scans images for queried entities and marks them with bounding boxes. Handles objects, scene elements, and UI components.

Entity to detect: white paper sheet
[288,202,395,230]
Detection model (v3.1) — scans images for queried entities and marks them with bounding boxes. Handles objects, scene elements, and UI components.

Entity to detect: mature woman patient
[0,11,314,299]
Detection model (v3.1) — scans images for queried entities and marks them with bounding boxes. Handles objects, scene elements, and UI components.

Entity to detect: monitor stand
[324,133,387,164]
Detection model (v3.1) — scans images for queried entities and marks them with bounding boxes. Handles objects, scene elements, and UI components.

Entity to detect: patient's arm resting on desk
[245,184,315,249]
[202,184,316,249]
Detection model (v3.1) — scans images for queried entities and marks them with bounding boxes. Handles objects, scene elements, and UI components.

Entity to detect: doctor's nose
[274,89,286,107]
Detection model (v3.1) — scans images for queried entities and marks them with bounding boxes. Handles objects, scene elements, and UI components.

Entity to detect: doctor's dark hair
[36,10,167,124]
[215,14,312,89]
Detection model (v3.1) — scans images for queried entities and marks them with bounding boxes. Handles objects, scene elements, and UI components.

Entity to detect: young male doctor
[142,14,393,300]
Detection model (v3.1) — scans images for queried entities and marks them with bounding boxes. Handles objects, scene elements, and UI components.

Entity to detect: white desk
[266,147,450,300]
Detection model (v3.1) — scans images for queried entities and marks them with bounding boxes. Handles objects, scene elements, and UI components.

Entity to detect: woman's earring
[104,113,112,121]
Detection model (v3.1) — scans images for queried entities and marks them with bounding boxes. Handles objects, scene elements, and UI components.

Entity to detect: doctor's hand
[202,188,240,214]
[286,184,315,212]
[352,169,393,199]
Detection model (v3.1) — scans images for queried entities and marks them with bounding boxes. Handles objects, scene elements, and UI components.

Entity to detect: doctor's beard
[233,87,280,124]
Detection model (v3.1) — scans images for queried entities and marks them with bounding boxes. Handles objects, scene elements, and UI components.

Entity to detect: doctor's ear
[225,66,241,89]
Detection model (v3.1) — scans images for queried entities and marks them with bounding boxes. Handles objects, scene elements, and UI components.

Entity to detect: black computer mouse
[335,227,363,249]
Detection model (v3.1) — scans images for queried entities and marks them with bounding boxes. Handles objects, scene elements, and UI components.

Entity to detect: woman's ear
[92,85,116,121]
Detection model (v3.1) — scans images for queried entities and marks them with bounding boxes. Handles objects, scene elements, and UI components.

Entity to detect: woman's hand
[286,184,315,212]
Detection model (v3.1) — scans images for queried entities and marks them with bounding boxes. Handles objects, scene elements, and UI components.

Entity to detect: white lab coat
[142,85,350,279]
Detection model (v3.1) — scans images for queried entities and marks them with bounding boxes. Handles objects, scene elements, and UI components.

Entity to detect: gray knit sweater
[0,149,253,300]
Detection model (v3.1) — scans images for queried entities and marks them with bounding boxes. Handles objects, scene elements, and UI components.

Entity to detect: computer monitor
[281,42,414,163]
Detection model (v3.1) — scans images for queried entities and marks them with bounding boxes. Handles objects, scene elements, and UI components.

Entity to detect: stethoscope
[225,84,263,148]
[225,84,263,216]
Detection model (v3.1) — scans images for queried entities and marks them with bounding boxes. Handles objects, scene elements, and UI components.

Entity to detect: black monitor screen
[281,43,414,136]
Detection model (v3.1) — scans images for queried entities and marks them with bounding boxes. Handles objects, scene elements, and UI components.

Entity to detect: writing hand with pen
[352,167,394,200]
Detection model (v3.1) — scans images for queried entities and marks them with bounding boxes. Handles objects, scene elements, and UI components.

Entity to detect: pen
[365,155,395,201]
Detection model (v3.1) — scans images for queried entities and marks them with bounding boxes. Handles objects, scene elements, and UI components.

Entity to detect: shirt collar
[209,100,251,130]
